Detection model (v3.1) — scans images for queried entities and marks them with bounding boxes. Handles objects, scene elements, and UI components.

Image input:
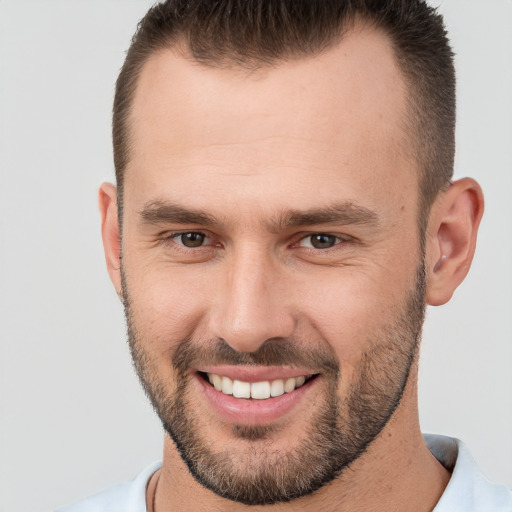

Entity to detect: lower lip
[194,373,318,425]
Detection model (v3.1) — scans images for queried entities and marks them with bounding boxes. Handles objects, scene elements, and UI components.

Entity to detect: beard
[122,263,426,505]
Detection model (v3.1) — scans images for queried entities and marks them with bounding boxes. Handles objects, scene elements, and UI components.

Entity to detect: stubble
[122,263,426,505]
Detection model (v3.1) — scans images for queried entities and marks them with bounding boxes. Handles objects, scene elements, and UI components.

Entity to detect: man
[57,0,511,510]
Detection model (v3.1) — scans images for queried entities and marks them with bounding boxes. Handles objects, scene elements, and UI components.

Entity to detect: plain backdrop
[0,1,511,511]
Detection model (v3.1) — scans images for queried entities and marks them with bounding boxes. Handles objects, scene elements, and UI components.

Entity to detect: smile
[195,367,320,424]
[205,372,310,399]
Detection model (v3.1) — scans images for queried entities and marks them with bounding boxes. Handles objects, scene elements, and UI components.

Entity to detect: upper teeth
[207,373,307,400]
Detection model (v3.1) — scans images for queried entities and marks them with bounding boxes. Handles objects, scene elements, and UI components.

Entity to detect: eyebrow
[271,202,379,232]
[139,201,220,226]
[139,200,379,230]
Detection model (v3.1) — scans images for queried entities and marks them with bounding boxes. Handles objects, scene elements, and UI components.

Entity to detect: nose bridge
[212,243,294,353]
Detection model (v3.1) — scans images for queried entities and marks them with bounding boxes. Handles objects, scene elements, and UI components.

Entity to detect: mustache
[172,337,340,377]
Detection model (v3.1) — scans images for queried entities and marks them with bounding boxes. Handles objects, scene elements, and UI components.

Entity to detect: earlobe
[425,178,484,306]
[98,183,122,298]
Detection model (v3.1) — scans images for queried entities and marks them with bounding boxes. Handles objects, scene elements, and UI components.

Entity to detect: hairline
[115,18,447,236]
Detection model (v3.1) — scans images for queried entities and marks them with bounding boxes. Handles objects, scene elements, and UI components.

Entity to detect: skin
[100,25,483,512]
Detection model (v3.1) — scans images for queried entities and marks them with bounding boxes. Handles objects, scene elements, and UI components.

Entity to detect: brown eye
[179,232,206,247]
[302,234,339,249]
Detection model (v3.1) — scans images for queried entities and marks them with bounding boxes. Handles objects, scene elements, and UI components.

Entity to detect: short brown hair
[113,0,455,225]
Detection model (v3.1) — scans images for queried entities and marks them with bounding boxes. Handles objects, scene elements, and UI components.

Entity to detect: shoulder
[54,461,162,512]
[426,434,512,512]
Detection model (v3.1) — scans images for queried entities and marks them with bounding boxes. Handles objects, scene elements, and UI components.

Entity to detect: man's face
[120,28,426,504]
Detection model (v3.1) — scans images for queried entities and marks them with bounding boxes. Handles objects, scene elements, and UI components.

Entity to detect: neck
[152,374,450,512]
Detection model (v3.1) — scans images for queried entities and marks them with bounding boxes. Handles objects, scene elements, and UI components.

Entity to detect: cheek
[124,261,211,357]
[295,266,413,370]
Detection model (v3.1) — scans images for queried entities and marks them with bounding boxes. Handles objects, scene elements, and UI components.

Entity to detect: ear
[425,178,484,306]
[98,183,122,299]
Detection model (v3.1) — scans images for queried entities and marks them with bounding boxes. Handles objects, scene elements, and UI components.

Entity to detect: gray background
[0,1,511,511]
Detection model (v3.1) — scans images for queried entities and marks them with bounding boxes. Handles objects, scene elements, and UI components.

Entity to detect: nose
[210,246,295,353]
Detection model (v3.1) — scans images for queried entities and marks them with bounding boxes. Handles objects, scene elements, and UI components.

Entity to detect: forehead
[126,25,418,217]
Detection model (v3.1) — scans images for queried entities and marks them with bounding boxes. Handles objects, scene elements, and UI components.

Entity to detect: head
[100,0,483,506]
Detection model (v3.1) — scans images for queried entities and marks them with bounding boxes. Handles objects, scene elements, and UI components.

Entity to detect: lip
[193,369,319,425]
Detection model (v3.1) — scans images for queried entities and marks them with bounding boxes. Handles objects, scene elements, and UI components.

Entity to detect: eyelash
[296,233,344,250]
[163,231,215,250]
[162,231,351,252]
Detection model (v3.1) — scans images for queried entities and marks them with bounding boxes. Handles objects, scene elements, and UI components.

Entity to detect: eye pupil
[310,234,336,249]
[181,233,205,247]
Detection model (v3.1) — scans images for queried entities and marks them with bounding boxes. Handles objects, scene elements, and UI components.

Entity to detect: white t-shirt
[55,435,512,512]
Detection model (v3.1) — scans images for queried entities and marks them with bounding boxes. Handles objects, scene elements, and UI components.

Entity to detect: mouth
[199,371,316,400]
[194,368,320,425]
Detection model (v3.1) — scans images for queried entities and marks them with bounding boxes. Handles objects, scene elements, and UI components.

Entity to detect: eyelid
[293,231,353,247]
[298,234,340,249]
[163,230,215,248]
[159,230,354,250]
